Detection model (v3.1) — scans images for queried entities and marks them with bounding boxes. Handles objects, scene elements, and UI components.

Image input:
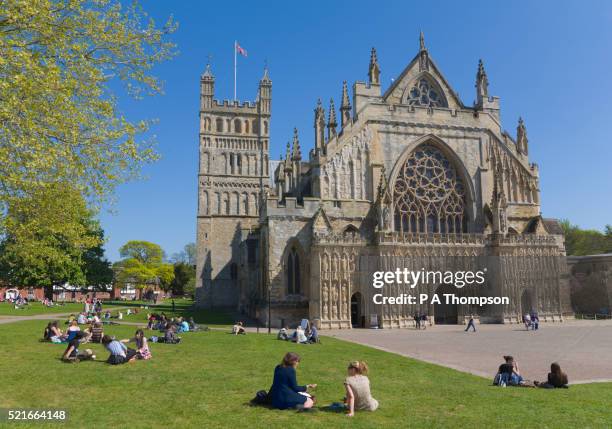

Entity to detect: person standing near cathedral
[465,315,476,332]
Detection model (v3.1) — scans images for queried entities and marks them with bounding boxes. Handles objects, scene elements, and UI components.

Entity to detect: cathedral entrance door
[521,289,534,314]
[434,284,459,324]
[351,292,364,328]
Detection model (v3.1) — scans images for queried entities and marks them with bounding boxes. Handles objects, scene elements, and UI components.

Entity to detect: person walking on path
[465,315,476,332]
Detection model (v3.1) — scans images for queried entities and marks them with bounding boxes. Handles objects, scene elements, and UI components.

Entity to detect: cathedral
[196,34,573,329]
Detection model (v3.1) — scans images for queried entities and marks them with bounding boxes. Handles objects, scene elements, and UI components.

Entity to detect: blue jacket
[269,365,307,409]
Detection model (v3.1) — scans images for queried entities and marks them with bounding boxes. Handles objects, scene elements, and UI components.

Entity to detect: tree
[82,225,114,290]
[560,220,612,256]
[119,241,164,265]
[0,183,104,295]
[171,262,195,296]
[170,243,196,266]
[114,240,174,297]
[0,0,177,211]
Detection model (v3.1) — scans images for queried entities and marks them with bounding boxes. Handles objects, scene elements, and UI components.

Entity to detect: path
[326,319,612,384]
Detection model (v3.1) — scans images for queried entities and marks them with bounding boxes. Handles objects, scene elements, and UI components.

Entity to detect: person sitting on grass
[178,318,190,333]
[188,317,199,331]
[45,321,66,343]
[232,321,246,335]
[163,325,181,344]
[269,352,316,410]
[535,362,569,389]
[494,355,529,386]
[66,320,81,342]
[344,361,379,416]
[307,324,319,344]
[104,310,111,320]
[277,326,290,341]
[293,326,308,344]
[102,335,137,365]
[77,312,87,325]
[122,329,152,360]
[89,322,104,344]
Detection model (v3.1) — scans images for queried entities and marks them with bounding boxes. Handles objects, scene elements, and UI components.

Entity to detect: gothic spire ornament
[418,31,429,71]
[475,59,489,107]
[368,47,380,85]
[327,98,337,139]
[340,81,351,129]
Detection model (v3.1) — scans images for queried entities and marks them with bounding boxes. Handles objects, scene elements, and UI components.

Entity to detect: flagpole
[234,40,237,101]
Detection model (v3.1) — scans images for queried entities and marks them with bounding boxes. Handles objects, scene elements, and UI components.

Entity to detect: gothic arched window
[286,247,301,295]
[393,144,466,233]
[406,78,446,108]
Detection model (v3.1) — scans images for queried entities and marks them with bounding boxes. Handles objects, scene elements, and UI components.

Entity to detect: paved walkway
[326,320,612,384]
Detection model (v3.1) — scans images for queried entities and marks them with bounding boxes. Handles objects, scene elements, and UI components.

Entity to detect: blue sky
[99,0,612,261]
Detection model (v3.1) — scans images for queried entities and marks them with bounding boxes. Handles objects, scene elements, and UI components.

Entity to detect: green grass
[0,301,122,316]
[118,298,235,327]
[0,321,610,428]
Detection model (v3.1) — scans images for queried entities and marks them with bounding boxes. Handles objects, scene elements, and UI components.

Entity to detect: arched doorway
[521,289,533,314]
[434,284,458,324]
[351,292,364,328]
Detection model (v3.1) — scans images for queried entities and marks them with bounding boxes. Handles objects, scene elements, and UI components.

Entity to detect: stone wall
[567,254,612,315]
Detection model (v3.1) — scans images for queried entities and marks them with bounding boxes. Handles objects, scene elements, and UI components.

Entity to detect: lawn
[0,321,610,429]
[0,301,123,316]
[118,298,235,328]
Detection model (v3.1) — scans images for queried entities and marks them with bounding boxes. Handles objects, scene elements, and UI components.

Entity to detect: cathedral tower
[196,65,271,308]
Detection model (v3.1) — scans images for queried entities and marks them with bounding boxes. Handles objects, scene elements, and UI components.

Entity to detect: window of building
[247,239,257,264]
[286,247,300,295]
[393,144,466,233]
[406,78,446,108]
[234,119,242,133]
[230,263,238,280]
[216,118,223,132]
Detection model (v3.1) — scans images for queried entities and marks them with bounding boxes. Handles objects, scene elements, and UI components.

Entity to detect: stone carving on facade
[321,126,371,199]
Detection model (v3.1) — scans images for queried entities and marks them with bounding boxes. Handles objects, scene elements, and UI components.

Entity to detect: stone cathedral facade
[196,34,573,328]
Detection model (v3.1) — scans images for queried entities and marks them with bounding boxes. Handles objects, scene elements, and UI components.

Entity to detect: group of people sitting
[493,355,569,388]
[148,313,199,334]
[254,352,378,416]
[43,319,103,344]
[523,312,540,330]
[60,328,153,364]
[277,324,319,344]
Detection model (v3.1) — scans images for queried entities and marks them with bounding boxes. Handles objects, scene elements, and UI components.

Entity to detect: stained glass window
[393,145,466,233]
[407,78,445,108]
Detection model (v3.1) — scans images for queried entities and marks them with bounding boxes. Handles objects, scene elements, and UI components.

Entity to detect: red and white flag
[235,42,248,57]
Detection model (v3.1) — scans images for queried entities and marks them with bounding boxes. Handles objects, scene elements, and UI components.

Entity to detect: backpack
[250,390,270,406]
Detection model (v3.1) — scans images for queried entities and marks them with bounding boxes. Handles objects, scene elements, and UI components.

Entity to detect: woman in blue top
[269,352,316,410]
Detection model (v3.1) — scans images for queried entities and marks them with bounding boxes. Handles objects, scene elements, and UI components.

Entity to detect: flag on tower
[235,42,247,57]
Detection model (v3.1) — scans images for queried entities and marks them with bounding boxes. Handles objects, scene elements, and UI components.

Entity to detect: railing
[377,232,485,245]
[575,313,612,320]
[313,232,365,245]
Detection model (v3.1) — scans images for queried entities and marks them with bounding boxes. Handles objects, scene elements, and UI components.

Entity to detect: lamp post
[267,284,271,334]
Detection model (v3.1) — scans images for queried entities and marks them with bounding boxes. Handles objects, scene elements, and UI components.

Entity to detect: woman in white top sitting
[344,360,379,416]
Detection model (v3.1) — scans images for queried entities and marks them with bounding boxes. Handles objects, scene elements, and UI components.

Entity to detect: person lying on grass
[344,360,379,416]
[269,352,317,410]
[102,335,137,365]
[534,362,569,389]
[62,331,90,362]
[121,329,152,360]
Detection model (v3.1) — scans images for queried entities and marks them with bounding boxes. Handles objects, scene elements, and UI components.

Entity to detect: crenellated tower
[196,64,272,309]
